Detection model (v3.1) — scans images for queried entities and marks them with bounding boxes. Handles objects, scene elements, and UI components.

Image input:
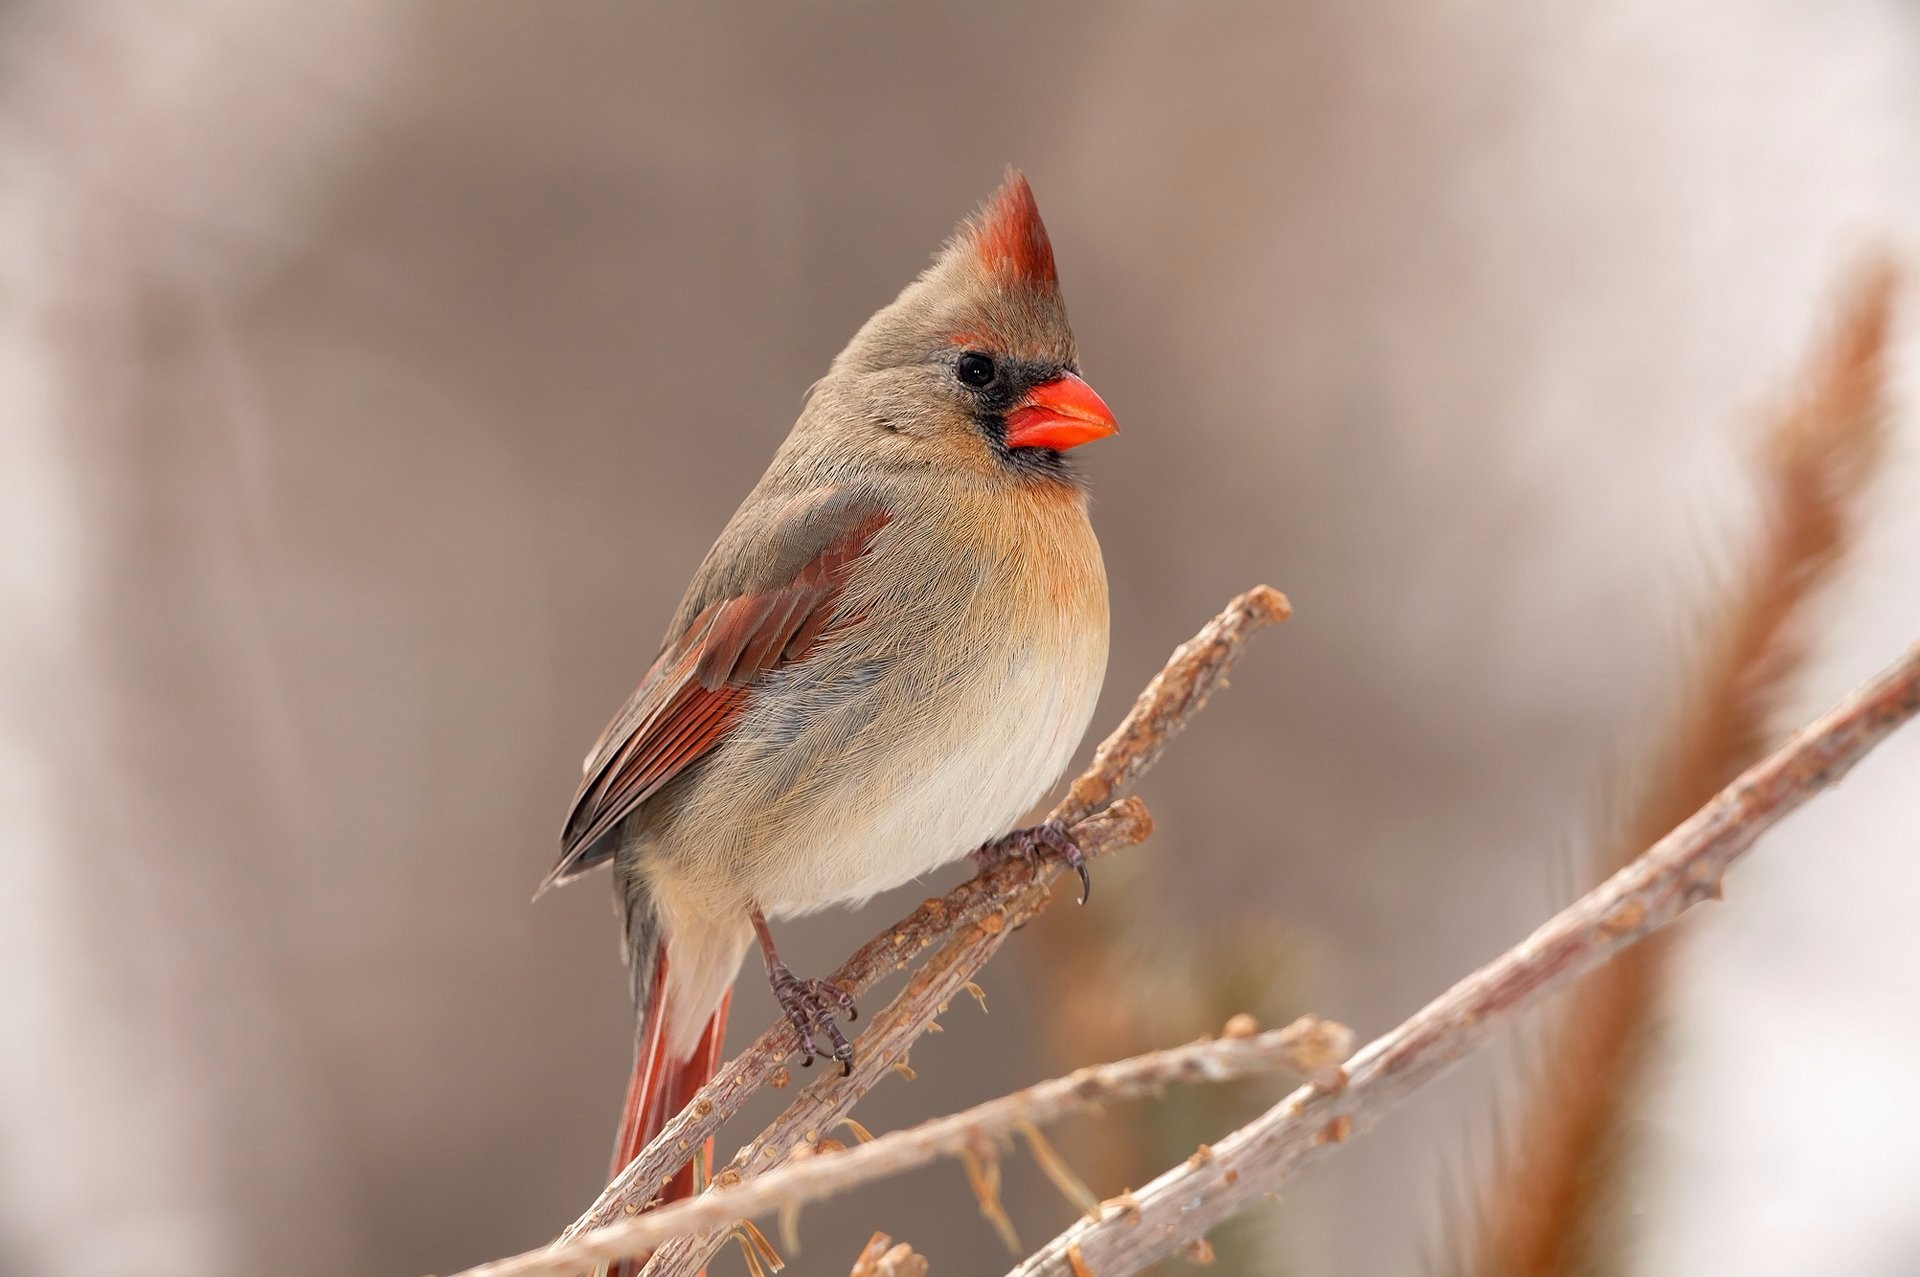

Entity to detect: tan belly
[749,625,1106,916]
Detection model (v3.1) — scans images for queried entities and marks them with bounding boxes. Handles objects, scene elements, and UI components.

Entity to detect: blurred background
[3,3,1918,1275]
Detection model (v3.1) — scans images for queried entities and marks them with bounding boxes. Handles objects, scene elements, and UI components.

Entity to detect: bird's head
[808,170,1118,485]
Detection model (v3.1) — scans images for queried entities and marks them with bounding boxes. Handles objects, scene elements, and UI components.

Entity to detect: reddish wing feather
[547,508,890,884]
[693,517,885,688]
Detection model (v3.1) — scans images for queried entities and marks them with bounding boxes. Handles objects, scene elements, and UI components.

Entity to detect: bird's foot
[768,961,857,1075]
[971,818,1091,904]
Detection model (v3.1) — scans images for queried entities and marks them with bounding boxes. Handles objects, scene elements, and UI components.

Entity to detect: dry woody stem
[458,1016,1351,1277]
[1007,639,1920,1277]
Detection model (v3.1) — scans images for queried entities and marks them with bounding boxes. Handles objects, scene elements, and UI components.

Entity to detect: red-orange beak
[1003,373,1118,451]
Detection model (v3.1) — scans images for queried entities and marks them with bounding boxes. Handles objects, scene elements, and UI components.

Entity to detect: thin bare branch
[1006,639,1920,1276]
[449,1016,1350,1277]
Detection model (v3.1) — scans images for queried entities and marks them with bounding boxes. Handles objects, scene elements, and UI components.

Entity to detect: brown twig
[1469,260,1898,1277]
[480,587,1290,1274]
[1008,639,1920,1277]
[449,1016,1351,1277]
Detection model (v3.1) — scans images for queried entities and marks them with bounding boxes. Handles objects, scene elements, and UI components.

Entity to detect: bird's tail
[610,942,732,1186]
[607,911,733,1277]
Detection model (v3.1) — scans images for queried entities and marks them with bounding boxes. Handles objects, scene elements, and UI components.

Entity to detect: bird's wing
[543,491,891,890]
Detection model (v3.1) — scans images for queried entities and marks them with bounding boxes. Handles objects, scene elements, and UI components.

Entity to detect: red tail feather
[608,943,732,1277]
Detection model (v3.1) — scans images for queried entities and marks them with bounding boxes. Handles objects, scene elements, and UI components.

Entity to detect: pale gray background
[3,3,1918,1275]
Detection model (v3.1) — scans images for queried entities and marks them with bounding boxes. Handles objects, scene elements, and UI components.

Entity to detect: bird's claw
[770,965,857,1075]
[972,819,1092,905]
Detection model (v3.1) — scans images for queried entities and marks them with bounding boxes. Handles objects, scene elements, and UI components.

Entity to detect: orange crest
[966,169,1058,289]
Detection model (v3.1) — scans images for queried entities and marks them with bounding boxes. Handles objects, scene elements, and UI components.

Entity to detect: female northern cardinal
[541,171,1116,1208]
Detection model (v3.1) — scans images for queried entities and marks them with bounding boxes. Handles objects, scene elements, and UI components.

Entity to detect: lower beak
[1003,373,1119,451]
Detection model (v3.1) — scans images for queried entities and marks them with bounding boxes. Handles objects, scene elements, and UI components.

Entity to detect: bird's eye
[954,352,998,389]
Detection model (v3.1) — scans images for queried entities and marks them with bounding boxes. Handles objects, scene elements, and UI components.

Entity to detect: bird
[540,170,1116,1223]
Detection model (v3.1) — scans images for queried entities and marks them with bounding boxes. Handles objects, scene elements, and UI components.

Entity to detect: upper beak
[1003,372,1119,452]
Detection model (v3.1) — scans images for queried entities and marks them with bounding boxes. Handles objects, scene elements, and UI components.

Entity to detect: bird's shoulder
[666,483,894,643]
